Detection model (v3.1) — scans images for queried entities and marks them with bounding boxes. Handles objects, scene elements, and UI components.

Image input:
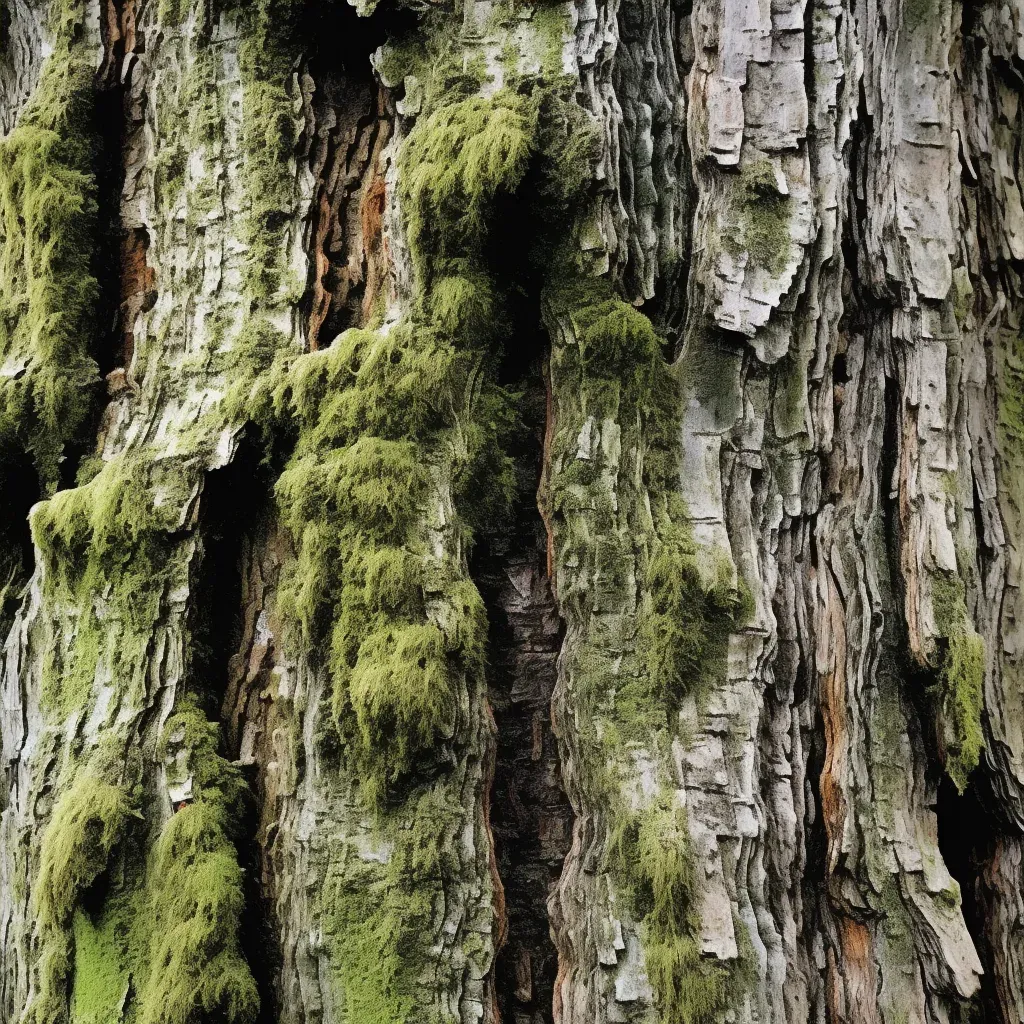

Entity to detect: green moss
[231,0,303,304]
[136,707,258,1024]
[0,0,101,491]
[401,92,537,282]
[543,276,745,1022]
[25,772,135,1024]
[610,797,730,1023]
[322,784,465,1024]
[157,0,191,26]
[70,909,130,1024]
[36,775,134,930]
[241,308,509,800]
[877,875,915,968]
[726,160,792,275]
[932,574,985,792]
[40,715,256,1024]
[31,450,191,718]
[224,81,547,803]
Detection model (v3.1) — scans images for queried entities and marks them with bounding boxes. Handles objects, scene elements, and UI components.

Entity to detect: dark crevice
[190,436,279,1024]
[298,1,415,349]
[937,777,997,1023]
[471,353,571,1024]
[0,450,39,627]
[66,0,139,492]
[466,145,574,1020]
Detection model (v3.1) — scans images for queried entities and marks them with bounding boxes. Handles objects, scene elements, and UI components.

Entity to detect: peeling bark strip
[3,0,1024,1023]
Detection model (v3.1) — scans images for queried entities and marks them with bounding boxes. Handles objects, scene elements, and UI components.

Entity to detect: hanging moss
[69,907,131,1024]
[36,776,134,931]
[25,772,135,1024]
[400,92,537,282]
[220,74,542,804]
[0,0,101,492]
[135,707,258,1024]
[543,274,747,1022]
[237,299,510,800]
[31,450,196,718]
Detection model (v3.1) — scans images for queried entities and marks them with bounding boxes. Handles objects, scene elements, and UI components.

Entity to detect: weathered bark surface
[1,1,1024,1023]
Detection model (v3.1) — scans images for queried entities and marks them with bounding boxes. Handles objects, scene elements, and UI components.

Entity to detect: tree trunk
[0,0,1020,1022]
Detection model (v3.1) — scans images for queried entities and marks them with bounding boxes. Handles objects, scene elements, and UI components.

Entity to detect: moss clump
[36,775,134,931]
[932,574,985,792]
[25,773,135,1024]
[233,0,303,303]
[610,798,729,1024]
[31,451,193,718]
[727,160,792,275]
[322,785,465,1024]
[241,307,505,799]
[0,0,101,490]
[401,92,537,281]
[136,707,258,1024]
[70,908,130,1024]
[228,82,539,801]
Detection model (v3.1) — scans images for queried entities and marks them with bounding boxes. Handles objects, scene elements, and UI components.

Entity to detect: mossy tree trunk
[0,1,1021,1023]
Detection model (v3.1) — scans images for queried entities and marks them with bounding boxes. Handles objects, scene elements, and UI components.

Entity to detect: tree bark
[0,1,1021,1023]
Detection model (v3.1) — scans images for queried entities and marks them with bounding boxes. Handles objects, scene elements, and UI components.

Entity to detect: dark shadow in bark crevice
[297,1,415,350]
[937,776,997,1023]
[0,451,39,628]
[467,156,575,1022]
[470,350,572,1024]
[190,435,280,1024]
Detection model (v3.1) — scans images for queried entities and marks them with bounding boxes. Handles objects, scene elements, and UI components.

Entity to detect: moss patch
[401,92,536,281]
[726,160,792,275]
[70,908,130,1024]
[544,277,745,1022]
[932,574,985,793]
[320,784,467,1024]
[135,708,258,1024]
[0,0,101,491]
[26,772,135,1024]
[610,797,729,1022]
[31,450,195,719]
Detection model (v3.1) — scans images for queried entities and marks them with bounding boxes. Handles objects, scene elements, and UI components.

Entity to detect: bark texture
[0,1,1023,1023]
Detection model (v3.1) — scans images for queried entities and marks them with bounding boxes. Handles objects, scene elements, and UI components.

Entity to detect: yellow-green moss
[69,908,130,1024]
[25,773,135,1024]
[0,0,101,491]
[136,707,258,1024]
[321,785,465,1024]
[544,277,746,1021]
[36,776,134,930]
[231,0,303,303]
[224,80,542,805]
[239,306,507,800]
[610,798,729,1024]
[401,92,537,282]
[31,451,194,718]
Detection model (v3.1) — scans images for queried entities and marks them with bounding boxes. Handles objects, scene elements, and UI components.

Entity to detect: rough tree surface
[0,0,1022,1023]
